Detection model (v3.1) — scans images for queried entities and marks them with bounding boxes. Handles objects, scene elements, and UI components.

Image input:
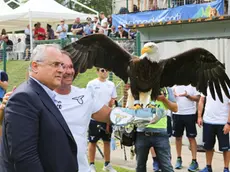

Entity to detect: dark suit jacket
[0,78,78,172]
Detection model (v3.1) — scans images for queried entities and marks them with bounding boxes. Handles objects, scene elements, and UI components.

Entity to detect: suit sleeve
[4,91,44,172]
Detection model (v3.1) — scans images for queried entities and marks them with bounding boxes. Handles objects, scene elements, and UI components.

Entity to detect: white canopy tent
[0,0,96,50]
[0,0,13,14]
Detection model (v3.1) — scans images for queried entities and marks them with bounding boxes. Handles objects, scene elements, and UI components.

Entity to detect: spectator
[92,16,100,34]
[107,15,112,36]
[83,17,93,36]
[34,22,46,40]
[71,17,84,36]
[1,29,6,35]
[47,24,55,40]
[115,25,128,39]
[99,12,108,27]
[56,19,68,39]
[2,35,13,51]
[109,26,117,38]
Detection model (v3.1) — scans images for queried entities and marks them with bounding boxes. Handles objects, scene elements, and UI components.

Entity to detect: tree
[63,0,113,16]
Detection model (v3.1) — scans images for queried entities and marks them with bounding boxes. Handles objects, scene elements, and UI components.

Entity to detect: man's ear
[31,61,39,74]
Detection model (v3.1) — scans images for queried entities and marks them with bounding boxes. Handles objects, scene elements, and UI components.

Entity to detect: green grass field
[1,61,133,172]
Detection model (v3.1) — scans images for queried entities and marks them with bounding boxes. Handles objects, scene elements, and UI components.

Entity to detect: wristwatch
[227,122,230,126]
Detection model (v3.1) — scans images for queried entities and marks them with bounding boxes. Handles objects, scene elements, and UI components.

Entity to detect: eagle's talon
[146,103,156,109]
[132,104,142,110]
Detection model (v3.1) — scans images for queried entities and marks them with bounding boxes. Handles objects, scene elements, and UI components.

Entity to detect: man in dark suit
[0,44,78,172]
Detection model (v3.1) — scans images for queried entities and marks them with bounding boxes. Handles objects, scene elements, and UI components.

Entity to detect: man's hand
[156,95,166,102]
[197,116,203,127]
[223,124,230,135]
[178,90,188,97]
[108,99,115,108]
[0,86,16,109]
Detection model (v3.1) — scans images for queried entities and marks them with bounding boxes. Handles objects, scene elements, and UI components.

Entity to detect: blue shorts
[88,120,112,143]
[172,114,197,138]
[203,122,230,151]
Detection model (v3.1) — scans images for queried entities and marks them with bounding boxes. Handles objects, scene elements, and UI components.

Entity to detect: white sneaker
[103,163,117,172]
[90,164,96,172]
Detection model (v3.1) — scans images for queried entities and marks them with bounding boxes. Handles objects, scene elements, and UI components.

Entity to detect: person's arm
[92,105,111,123]
[158,96,178,112]
[56,26,62,34]
[157,88,178,112]
[223,103,230,134]
[4,91,44,172]
[0,81,8,91]
[197,95,205,127]
[185,94,200,102]
[108,84,117,107]
[178,90,200,102]
[0,72,8,90]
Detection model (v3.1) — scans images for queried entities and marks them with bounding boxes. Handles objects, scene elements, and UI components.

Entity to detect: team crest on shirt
[56,101,62,109]
[72,95,84,104]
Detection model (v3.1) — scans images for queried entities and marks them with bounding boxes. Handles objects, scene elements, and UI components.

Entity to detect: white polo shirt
[172,85,200,115]
[202,87,230,125]
[55,86,104,172]
[86,78,117,106]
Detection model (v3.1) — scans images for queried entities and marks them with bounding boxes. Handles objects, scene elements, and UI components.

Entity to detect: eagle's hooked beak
[141,47,151,55]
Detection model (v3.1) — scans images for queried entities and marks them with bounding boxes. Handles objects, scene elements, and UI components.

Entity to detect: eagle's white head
[139,42,160,62]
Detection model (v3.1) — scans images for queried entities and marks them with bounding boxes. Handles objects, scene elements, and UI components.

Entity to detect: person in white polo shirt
[172,85,200,171]
[54,51,112,172]
[198,86,230,172]
[87,68,117,172]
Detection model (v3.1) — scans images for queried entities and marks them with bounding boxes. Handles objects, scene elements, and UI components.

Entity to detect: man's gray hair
[30,44,61,62]
[29,44,61,72]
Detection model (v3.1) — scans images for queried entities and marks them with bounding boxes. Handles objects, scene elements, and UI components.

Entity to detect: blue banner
[112,0,224,28]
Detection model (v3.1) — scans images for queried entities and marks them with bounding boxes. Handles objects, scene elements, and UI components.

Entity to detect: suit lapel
[28,78,76,144]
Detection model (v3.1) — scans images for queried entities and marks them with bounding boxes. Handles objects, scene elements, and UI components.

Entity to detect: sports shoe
[103,163,117,172]
[188,160,199,171]
[175,158,182,169]
[153,160,161,172]
[223,168,230,172]
[90,164,96,172]
[199,167,212,172]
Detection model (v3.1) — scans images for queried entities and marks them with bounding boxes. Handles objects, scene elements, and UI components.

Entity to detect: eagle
[63,34,230,109]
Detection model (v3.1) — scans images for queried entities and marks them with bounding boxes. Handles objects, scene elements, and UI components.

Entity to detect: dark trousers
[135,132,174,172]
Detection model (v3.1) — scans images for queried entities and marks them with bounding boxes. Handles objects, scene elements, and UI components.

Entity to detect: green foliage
[55,0,113,16]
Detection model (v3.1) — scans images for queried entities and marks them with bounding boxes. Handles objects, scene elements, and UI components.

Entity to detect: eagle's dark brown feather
[63,34,230,103]
[159,48,230,102]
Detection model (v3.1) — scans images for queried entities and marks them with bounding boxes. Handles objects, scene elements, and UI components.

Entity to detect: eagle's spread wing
[159,48,230,102]
[63,34,133,82]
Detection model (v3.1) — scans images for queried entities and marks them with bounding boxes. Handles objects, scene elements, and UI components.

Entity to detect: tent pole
[71,0,99,16]
[29,9,33,55]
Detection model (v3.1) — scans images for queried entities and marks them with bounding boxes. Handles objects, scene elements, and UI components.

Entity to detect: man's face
[118,26,123,32]
[100,14,104,19]
[97,68,108,79]
[75,18,80,23]
[31,47,64,90]
[61,54,75,87]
